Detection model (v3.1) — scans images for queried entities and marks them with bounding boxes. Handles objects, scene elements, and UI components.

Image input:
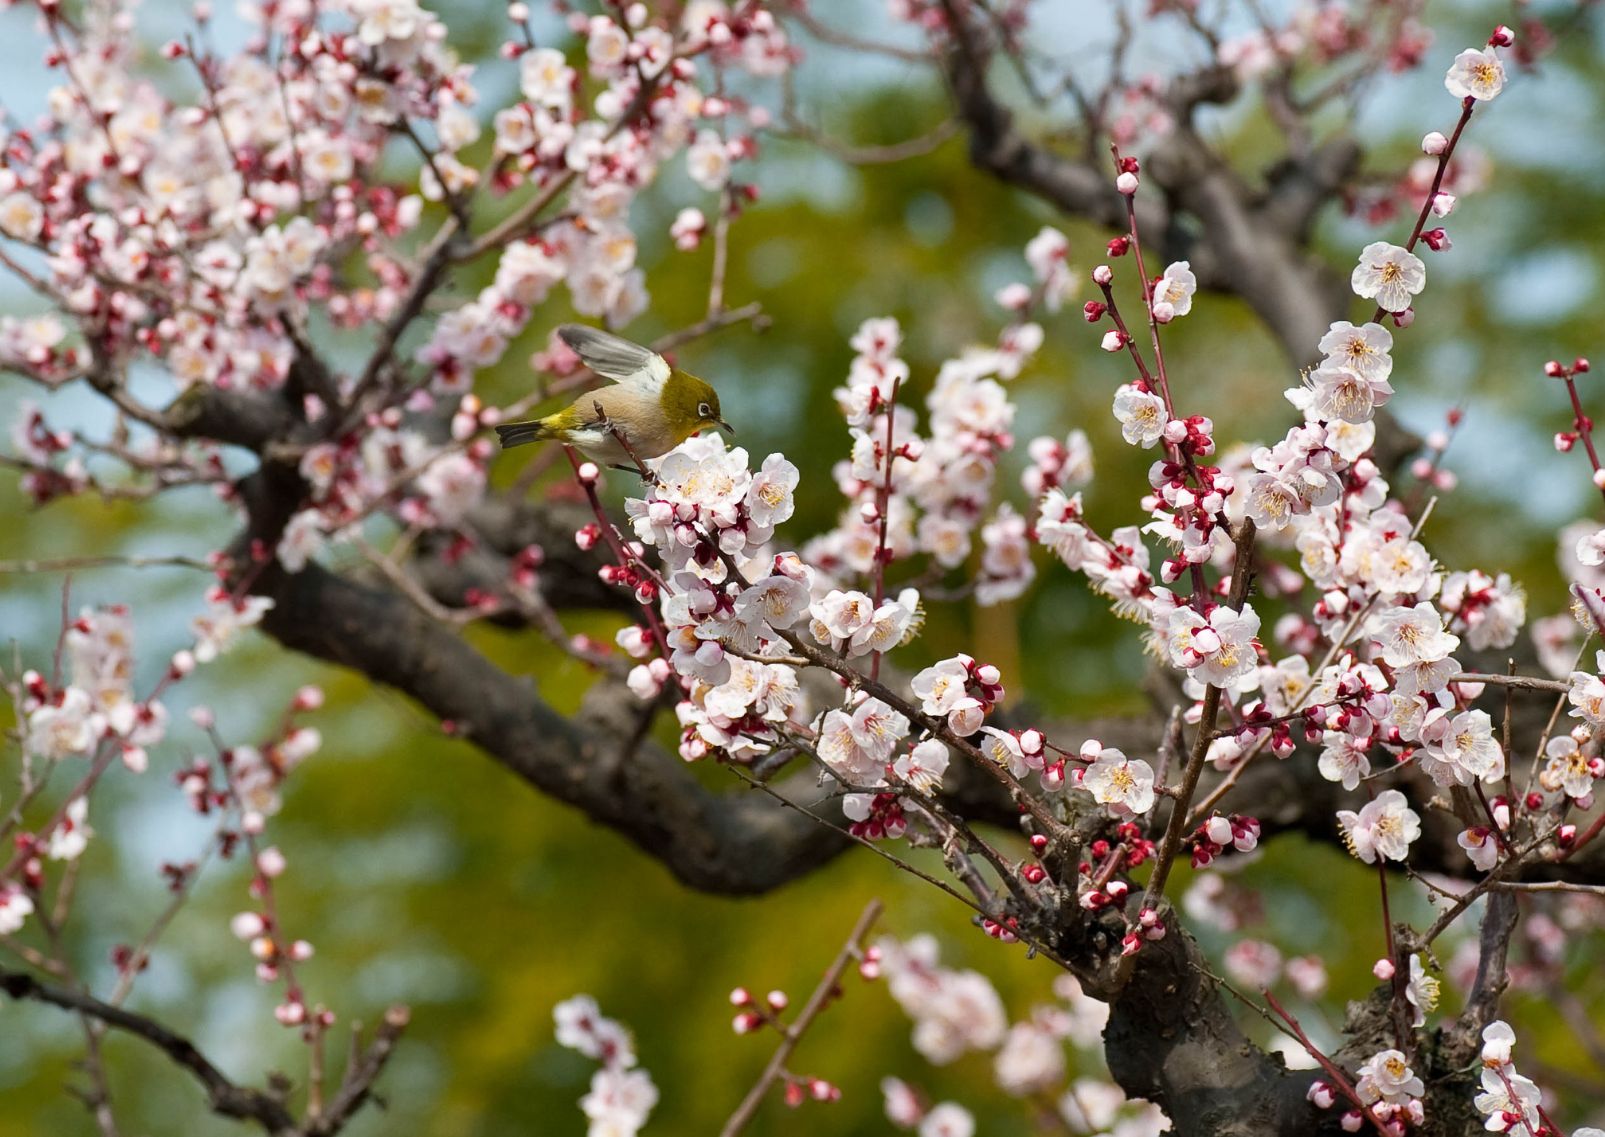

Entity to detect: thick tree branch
[254,559,850,894]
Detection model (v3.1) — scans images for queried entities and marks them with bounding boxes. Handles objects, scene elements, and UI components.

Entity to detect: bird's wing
[557,324,670,395]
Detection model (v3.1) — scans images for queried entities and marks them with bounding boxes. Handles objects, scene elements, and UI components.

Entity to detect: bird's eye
[698,402,711,417]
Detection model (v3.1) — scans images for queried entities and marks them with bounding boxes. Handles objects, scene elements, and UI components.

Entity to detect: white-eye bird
[494,325,733,466]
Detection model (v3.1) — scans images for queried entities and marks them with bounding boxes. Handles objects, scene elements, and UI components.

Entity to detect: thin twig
[0,967,297,1135]
[718,899,882,1137]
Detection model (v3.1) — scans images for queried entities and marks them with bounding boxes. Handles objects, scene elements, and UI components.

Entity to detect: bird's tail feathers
[494,419,552,449]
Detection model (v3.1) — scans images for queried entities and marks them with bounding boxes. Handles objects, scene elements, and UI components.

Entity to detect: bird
[494,324,733,468]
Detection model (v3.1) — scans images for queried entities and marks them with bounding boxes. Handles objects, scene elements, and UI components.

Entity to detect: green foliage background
[3,2,1605,1134]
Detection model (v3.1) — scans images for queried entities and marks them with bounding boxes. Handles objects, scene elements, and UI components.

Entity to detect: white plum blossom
[1318,321,1394,385]
[994,1017,1066,1096]
[1539,734,1595,800]
[745,454,799,528]
[894,740,950,795]
[25,687,99,760]
[1356,1049,1425,1107]
[1368,602,1459,668]
[1446,47,1507,102]
[0,192,44,240]
[1165,603,1261,687]
[919,1103,976,1137]
[46,797,93,861]
[1458,827,1500,872]
[1153,261,1197,318]
[554,994,637,1068]
[1317,733,1371,791]
[1112,384,1168,448]
[1300,364,1393,424]
[1420,708,1504,787]
[1351,242,1426,313]
[1337,789,1421,864]
[191,592,275,663]
[687,130,732,190]
[1080,746,1156,815]
[0,886,34,935]
[911,657,983,735]
[580,1067,658,1137]
[816,698,909,784]
[1473,1068,1540,1133]
[878,935,1008,1063]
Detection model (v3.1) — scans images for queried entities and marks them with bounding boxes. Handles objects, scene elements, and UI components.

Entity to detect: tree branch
[0,967,298,1135]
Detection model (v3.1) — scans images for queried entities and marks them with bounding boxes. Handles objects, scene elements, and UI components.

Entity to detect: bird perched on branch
[495,324,733,467]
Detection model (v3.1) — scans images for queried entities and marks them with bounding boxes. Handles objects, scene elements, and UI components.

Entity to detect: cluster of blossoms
[3,593,330,1040]
[0,0,801,589]
[876,938,1165,1135]
[554,995,657,1137]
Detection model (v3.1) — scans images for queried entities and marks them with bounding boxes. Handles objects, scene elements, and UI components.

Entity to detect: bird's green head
[662,369,734,443]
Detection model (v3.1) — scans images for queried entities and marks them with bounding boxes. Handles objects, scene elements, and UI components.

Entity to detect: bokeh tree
[3,2,1605,1136]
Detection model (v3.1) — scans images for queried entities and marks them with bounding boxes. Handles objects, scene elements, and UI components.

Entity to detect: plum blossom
[0,886,34,935]
[1351,242,1426,313]
[1080,746,1156,815]
[816,698,909,784]
[191,592,275,663]
[745,454,799,528]
[1446,47,1506,101]
[1112,384,1168,447]
[25,687,99,760]
[554,994,638,1069]
[1317,733,1371,791]
[911,657,984,736]
[580,1067,658,1137]
[1356,1049,1425,1107]
[1337,790,1421,864]
[1318,321,1394,385]
[919,1103,975,1137]
[1165,603,1261,687]
[1473,1068,1540,1133]
[1420,708,1505,787]
[994,1017,1066,1096]
[46,797,93,861]
[1539,733,1596,800]
[894,740,950,795]
[1368,602,1458,668]
[1459,825,1501,872]
[878,935,1007,1063]
[1300,364,1393,424]
[1153,261,1197,318]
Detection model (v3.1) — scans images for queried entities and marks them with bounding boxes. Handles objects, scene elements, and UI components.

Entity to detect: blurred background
[3,0,1605,1133]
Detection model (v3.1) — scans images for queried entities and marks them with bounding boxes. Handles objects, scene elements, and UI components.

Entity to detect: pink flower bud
[729,986,751,1006]
[1100,330,1124,353]
[1488,24,1514,47]
[293,685,324,710]
[766,989,788,1010]
[1372,958,1396,980]
[230,912,266,940]
[577,462,600,485]
[1092,264,1113,286]
[275,1001,307,1026]
[1421,131,1448,155]
[1116,172,1139,195]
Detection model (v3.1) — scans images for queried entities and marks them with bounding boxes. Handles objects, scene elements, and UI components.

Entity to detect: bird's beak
[716,419,736,436]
